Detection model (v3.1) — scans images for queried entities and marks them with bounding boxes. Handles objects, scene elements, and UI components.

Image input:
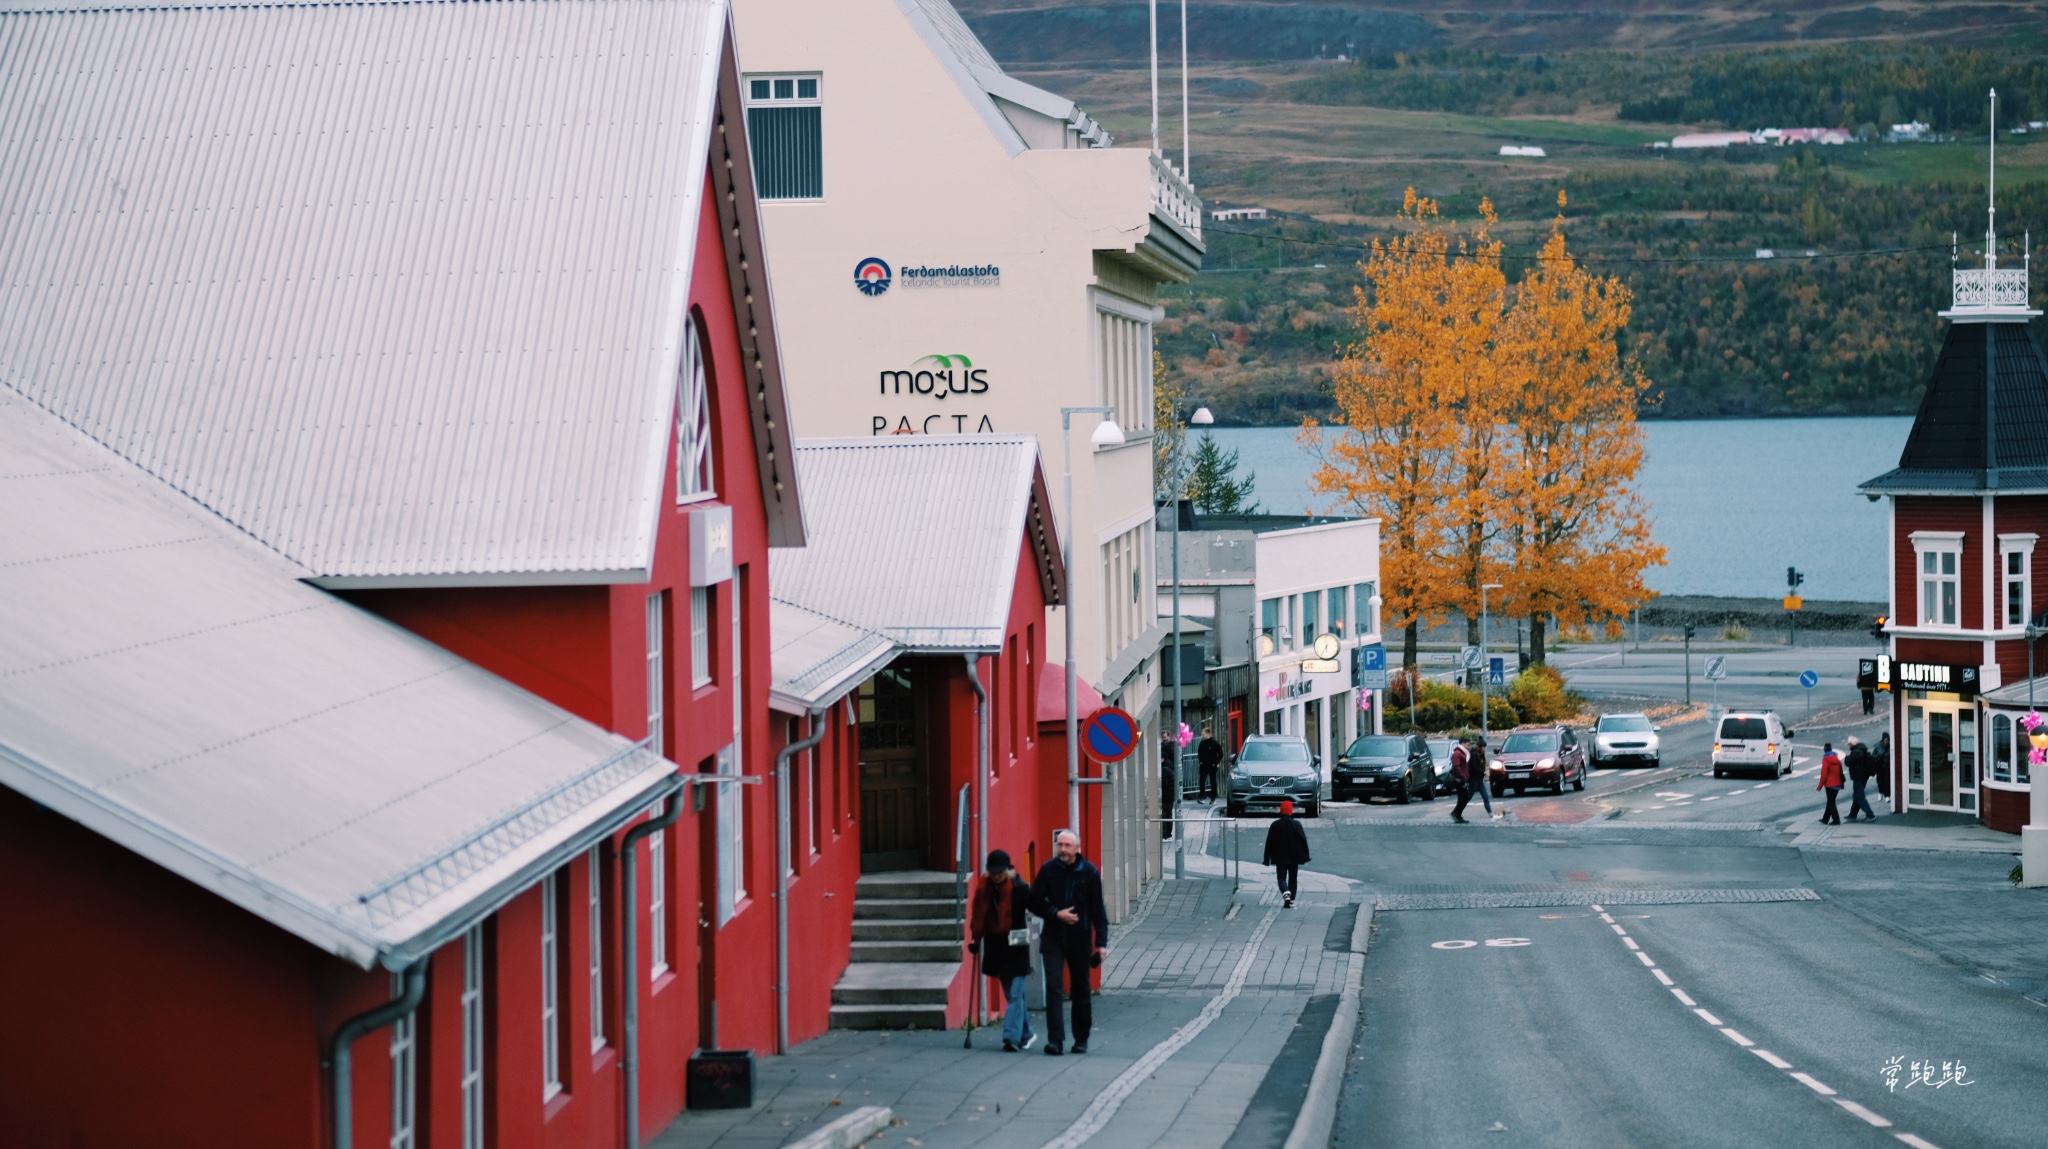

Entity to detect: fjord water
[1201,417,1914,601]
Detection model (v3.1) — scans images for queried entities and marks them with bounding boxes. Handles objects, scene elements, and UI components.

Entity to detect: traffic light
[1871,615,1888,641]
[1787,566,1805,590]
[1683,622,1696,642]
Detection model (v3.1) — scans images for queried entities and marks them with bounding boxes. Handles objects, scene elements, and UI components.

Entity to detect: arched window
[678,317,715,503]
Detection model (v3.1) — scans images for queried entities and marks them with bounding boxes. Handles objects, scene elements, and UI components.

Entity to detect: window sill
[544,1086,571,1122]
[1096,432,1153,454]
[651,968,676,996]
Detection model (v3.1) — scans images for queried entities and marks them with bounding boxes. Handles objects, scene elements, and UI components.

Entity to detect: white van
[1711,711,1793,778]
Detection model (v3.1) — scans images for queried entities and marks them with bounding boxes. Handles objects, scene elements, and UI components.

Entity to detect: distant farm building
[1499,145,1547,157]
[1212,206,1268,221]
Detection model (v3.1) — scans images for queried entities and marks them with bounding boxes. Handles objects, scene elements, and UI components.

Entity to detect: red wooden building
[0,1,840,1145]
[1859,221,2044,834]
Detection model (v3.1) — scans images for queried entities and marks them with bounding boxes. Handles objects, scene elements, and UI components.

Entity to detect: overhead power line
[1198,224,2034,267]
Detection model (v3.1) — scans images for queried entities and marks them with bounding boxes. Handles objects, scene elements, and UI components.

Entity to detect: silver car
[1591,712,1661,767]
[1227,735,1321,817]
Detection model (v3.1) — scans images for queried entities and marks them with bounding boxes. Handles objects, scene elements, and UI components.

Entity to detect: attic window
[679,319,715,503]
[744,73,822,201]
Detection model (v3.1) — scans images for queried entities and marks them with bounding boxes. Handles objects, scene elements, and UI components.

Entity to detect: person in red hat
[1264,799,1311,907]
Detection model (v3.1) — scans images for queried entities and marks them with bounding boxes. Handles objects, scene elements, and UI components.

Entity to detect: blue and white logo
[853,257,892,296]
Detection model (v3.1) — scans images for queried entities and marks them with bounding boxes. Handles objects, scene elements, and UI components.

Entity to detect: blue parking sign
[1355,643,1389,690]
[1488,657,1505,686]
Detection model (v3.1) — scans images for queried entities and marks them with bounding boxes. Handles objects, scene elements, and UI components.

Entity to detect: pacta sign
[880,354,989,400]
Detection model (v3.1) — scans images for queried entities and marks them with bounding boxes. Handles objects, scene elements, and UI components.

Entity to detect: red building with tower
[1860,209,2044,834]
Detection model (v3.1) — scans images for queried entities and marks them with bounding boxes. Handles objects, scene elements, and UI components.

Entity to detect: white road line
[1610,923,1628,935]
[1671,988,1697,1007]
[1693,1007,1724,1026]
[1589,904,1604,912]
[1728,789,1747,794]
[1751,1049,1793,1069]
[1598,913,1615,923]
[1634,951,1656,967]
[1754,782,1773,788]
[1834,1099,1894,1128]
[1895,1134,1945,1149]
[1789,1072,1838,1096]
[1622,936,1641,950]
[1035,906,1280,1149]
[1719,1028,1755,1047]
[1701,795,1721,801]
[1652,969,1674,986]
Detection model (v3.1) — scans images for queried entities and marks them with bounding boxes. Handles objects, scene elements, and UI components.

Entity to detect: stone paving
[653,869,1357,1149]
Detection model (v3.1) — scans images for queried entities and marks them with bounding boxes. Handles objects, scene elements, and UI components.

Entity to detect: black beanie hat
[985,848,1012,872]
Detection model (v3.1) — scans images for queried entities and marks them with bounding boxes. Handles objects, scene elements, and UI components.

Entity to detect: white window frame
[389,972,417,1149]
[807,719,822,856]
[2000,534,2037,629]
[743,72,824,202]
[541,872,562,1101]
[678,320,715,504]
[691,586,712,689]
[461,926,485,1149]
[647,593,666,758]
[1091,291,1158,440]
[588,847,605,1052]
[649,822,668,977]
[1911,531,1964,630]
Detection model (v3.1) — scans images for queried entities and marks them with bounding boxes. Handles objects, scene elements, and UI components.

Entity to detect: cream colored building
[734,0,1202,909]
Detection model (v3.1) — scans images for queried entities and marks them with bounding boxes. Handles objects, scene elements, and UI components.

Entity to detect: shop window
[1994,714,2013,783]
[745,74,822,200]
[1329,588,1347,636]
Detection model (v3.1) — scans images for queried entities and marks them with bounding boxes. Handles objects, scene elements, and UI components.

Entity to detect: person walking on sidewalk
[1029,830,1107,1056]
[1818,742,1844,825]
[971,849,1037,1052]
[1264,798,1311,907]
[1197,726,1224,800]
[1845,736,1878,823]
[1450,733,1498,823]
[1160,736,1177,840]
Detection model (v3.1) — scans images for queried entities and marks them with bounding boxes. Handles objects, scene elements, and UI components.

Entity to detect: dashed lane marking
[1622,936,1641,950]
[1751,1049,1793,1069]
[1720,1028,1755,1047]
[1671,988,1698,1007]
[1835,1099,1894,1128]
[1610,923,1627,935]
[1790,1073,1838,1096]
[1895,1134,1946,1148]
[1652,969,1674,986]
[1634,951,1657,967]
[1693,1008,1724,1026]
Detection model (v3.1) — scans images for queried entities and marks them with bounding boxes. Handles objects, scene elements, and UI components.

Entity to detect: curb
[1282,899,1372,1149]
[786,1105,892,1149]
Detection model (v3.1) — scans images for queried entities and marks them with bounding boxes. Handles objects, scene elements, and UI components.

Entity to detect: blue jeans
[1002,973,1034,1045]
[1850,778,1875,820]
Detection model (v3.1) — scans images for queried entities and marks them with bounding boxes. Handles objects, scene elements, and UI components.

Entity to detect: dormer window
[1912,531,1963,629]
[678,319,715,504]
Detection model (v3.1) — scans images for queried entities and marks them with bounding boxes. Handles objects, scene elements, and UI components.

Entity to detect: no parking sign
[1082,706,1140,762]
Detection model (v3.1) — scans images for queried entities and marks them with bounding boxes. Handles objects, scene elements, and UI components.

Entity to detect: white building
[732,0,1204,910]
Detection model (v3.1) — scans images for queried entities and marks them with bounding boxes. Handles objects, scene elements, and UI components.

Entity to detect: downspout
[327,961,426,1149]
[621,777,685,1149]
[774,708,829,1054]
[964,654,990,1029]
[964,653,989,877]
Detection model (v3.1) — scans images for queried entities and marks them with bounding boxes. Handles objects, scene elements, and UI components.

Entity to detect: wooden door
[858,666,928,871]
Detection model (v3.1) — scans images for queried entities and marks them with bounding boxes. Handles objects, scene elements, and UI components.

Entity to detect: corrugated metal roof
[772,436,1060,651]
[768,598,897,714]
[0,390,673,969]
[0,0,729,581]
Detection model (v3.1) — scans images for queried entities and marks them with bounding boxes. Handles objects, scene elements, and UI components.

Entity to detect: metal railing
[1148,812,1241,896]
[1149,152,1202,242]
[1952,267,2030,310]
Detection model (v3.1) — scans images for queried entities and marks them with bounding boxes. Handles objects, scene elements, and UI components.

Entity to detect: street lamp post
[1060,406,1125,837]
[1167,404,1213,879]
[1481,583,1504,749]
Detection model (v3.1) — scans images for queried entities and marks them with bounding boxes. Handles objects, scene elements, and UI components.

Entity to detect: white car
[1591,712,1661,767]
[1712,711,1794,778]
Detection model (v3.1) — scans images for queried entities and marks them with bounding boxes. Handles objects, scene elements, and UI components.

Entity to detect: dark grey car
[1227,735,1321,817]
[1333,733,1436,804]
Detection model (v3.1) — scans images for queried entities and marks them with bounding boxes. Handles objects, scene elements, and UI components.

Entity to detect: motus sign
[879,354,989,400]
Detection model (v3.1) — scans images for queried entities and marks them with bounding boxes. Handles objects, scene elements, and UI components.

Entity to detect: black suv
[1333,733,1436,804]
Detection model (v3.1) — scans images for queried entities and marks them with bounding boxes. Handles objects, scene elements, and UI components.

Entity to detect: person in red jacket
[1817,742,1844,825]
[970,849,1037,1052]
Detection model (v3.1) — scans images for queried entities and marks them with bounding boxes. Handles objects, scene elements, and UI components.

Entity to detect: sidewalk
[655,870,1358,1149]
[1786,808,2023,854]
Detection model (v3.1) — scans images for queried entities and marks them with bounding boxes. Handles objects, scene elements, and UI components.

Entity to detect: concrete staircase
[829,871,963,1030]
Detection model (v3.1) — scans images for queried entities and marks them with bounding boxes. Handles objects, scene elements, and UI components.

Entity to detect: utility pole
[1060,407,1124,835]
[1169,403,1213,879]
[1481,583,1503,746]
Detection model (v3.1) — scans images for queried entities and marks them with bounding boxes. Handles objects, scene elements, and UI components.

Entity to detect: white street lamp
[1061,406,1121,835]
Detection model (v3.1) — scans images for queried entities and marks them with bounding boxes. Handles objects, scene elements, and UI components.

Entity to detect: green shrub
[1414,699,1461,731]
[1509,664,1575,724]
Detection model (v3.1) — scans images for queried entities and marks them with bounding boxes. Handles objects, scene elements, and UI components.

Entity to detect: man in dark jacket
[1029,829,1108,1055]
[1197,726,1224,800]
[1844,736,1878,823]
[1264,799,1311,907]
[970,849,1036,1051]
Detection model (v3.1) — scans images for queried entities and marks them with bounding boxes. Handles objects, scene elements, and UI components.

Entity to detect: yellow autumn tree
[1305,190,1507,672]
[1497,199,1665,662]
[1153,349,1190,501]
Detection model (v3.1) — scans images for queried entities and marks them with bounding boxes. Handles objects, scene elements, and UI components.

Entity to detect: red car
[1489,725,1587,796]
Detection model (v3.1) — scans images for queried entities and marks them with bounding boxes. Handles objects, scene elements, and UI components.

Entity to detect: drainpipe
[774,708,829,1054]
[621,779,685,1149]
[327,961,426,1149]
